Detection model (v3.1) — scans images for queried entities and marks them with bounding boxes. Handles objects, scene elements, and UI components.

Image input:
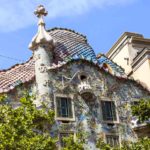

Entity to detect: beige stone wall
[132,59,150,90]
[108,39,150,91]
[111,44,132,74]
[128,45,140,62]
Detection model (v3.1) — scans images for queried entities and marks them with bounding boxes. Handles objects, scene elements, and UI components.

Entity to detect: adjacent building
[106,32,150,90]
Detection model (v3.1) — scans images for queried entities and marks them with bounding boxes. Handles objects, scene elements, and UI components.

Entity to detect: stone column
[28,5,55,108]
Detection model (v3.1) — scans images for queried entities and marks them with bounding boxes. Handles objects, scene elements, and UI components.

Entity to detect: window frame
[54,94,75,121]
[100,98,119,123]
[59,131,75,149]
[105,133,120,147]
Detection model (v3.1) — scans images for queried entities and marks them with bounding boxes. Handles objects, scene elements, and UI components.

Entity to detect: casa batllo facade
[0,5,150,149]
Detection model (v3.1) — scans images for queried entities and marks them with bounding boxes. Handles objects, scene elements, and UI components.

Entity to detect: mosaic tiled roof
[0,58,35,93]
[0,28,125,93]
[48,28,97,62]
[97,54,125,76]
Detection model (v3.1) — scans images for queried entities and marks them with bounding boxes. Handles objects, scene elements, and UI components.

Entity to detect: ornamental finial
[34,5,48,18]
[28,5,55,51]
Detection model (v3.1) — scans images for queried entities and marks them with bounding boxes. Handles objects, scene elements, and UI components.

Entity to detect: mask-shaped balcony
[78,81,92,94]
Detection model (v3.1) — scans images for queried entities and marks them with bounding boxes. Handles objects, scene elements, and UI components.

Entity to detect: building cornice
[106,32,143,58]
[131,48,150,71]
[132,36,150,45]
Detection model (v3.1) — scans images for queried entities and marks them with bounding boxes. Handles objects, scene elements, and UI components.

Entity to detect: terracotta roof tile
[0,57,35,93]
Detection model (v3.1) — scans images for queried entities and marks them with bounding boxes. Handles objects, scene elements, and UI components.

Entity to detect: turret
[29,5,55,108]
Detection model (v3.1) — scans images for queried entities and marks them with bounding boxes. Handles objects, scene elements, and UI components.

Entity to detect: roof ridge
[47,27,87,42]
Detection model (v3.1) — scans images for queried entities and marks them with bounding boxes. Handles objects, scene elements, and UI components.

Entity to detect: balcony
[78,81,92,94]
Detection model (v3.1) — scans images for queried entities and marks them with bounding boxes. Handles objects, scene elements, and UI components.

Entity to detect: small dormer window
[78,72,88,82]
[80,75,87,81]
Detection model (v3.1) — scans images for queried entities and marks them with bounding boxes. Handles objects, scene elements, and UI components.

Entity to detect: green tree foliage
[0,93,150,150]
[96,138,111,150]
[96,137,150,150]
[121,137,150,150]
[0,93,56,150]
[131,98,150,122]
[62,133,84,150]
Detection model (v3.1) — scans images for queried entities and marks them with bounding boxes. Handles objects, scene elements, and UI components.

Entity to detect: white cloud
[0,0,136,32]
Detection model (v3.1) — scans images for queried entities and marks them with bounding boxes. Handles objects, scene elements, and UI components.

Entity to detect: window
[78,72,88,81]
[56,97,73,118]
[80,74,87,81]
[106,135,119,147]
[101,101,117,121]
[59,132,74,147]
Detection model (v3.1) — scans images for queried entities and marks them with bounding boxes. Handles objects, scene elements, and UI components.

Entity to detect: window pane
[61,98,68,117]
[102,102,107,120]
[56,97,73,118]
[56,97,61,117]
[102,101,117,121]
[68,99,73,117]
[111,102,117,121]
[106,102,112,120]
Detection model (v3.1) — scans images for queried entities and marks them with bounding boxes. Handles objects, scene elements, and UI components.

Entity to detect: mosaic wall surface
[7,60,150,149]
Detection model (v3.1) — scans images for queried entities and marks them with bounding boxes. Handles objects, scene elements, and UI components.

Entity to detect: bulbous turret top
[29,5,55,51]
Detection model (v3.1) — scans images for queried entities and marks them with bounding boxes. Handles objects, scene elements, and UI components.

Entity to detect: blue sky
[0,0,150,69]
